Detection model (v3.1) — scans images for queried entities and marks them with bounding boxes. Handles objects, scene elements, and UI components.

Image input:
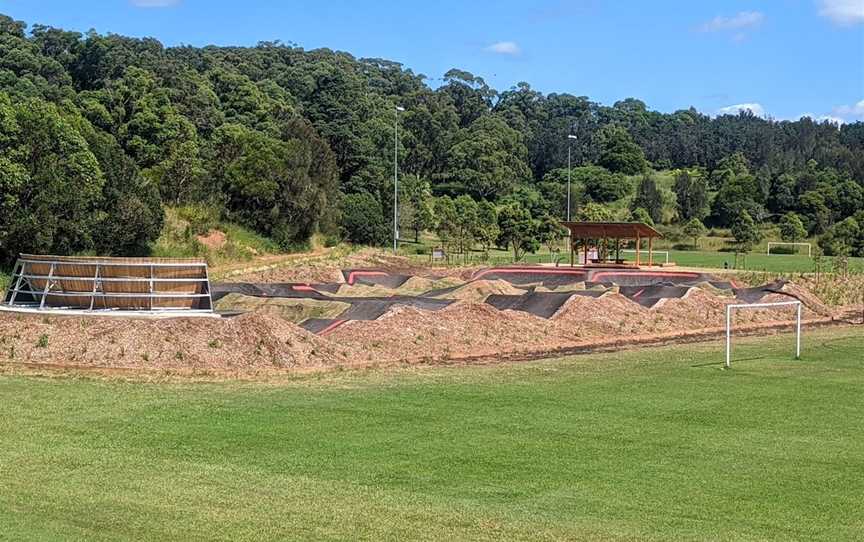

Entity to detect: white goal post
[767,242,812,257]
[725,301,802,369]
[620,249,670,264]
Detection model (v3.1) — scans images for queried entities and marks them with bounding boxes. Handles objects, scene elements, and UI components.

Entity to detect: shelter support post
[649,236,654,266]
[635,233,641,267]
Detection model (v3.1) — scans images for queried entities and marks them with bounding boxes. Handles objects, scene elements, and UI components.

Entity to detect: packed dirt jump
[0,250,856,375]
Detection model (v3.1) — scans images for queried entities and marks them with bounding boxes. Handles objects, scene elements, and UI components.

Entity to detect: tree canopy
[0,13,862,263]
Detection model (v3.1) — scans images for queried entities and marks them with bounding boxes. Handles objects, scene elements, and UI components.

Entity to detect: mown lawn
[665,250,864,273]
[405,244,863,274]
[1,327,862,541]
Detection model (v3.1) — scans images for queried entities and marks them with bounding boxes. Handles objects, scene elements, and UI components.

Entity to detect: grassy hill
[150,206,281,264]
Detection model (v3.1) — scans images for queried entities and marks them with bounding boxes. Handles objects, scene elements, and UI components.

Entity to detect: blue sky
[2,0,863,122]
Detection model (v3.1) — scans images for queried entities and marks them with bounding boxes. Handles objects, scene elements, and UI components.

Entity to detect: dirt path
[209,246,337,280]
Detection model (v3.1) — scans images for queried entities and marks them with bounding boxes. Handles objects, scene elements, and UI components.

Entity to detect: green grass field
[1,327,862,541]
[407,245,863,273]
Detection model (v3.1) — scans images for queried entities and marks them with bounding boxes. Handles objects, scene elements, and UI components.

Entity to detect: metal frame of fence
[2,255,214,315]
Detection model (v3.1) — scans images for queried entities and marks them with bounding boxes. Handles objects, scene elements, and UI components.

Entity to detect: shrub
[175,204,221,236]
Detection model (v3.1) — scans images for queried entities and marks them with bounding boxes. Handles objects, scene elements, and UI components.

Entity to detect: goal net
[725,301,802,368]
[767,242,812,257]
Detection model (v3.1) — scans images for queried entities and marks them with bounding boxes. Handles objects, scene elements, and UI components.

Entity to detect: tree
[596,124,646,175]
[440,114,531,199]
[631,175,663,223]
[797,190,832,234]
[537,214,566,254]
[566,165,631,203]
[683,217,707,249]
[819,216,863,257]
[731,210,762,253]
[452,195,479,254]
[779,212,807,243]
[497,204,539,262]
[475,200,500,253]
[711,173,762,227]
[433,195,457,251]
[673,170,709,221]
[0,95,105,264]
[399,175,434,242]
[574,202,615,222]
[631,208,654,227]
[341,192,388,246]
[211,120,339,248]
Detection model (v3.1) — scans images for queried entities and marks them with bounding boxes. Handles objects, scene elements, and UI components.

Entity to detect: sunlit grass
[1,327,862,541]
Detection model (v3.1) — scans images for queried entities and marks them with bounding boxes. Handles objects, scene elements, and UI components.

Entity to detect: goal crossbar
[725,300,802,368]
[767,242,812,257]
[620,249,670,264]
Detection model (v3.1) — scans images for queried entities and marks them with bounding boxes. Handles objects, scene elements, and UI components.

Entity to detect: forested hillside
[1,13,863,264]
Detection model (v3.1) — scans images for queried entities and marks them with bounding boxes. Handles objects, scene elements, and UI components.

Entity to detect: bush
[341,193,389,246]
[175,204,221,236]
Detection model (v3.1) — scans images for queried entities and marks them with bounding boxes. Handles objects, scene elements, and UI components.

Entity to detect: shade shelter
[562,222,663,267]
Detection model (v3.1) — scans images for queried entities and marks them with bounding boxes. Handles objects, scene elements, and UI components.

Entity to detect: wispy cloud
[817,0,864,26]
[484,41,521,55]
[832,99,864,120]
[717,103,766,117]
[130,0,181,7]
[799,113,846,125]
[698,11,765,32]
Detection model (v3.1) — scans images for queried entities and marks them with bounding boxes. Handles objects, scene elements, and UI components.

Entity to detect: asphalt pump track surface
[212,266,802,335]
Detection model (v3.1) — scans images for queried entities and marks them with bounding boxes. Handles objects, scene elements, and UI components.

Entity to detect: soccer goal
[725,300,802,368]
[621,249,670,264]
[767,242,812,257]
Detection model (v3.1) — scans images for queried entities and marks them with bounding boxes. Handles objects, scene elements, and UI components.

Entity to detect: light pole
[567,134,578,222]
[394,105,405,253]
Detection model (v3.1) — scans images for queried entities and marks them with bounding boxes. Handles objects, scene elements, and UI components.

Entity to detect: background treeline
[1,13,863,265]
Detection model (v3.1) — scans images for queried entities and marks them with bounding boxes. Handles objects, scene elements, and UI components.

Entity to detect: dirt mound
[777,281,835,317]
[214,294,350,323]
[0,311,348,373]
[651,289,815,332]
[441,279,526,302]
[550,287,818,338]
[196,229,227,250]
[551,293,648,337]
[327,302,572,363]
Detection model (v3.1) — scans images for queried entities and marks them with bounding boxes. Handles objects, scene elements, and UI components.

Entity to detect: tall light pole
[394,105,405,252]
[567,134,578,222]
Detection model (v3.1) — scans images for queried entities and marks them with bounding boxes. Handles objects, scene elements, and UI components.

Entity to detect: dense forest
[1,13,863,265]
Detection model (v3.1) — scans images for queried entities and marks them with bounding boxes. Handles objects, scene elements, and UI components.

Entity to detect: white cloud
[799,113,846,125]
[717,103,766,117]
[817,0,864,26]
[130,0,181,7]
[484,41,521,55]
[698,11,765,32]
[832,99,864,120]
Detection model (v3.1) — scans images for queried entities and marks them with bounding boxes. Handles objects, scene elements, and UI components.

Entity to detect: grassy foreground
[1,328,863,541]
